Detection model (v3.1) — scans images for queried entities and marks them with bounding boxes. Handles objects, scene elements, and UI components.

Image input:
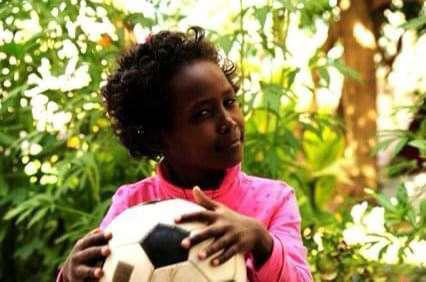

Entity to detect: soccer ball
[100,199,247,282]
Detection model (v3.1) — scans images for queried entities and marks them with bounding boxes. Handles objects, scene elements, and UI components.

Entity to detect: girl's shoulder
[239,172,294,199]
[111,175,160,204]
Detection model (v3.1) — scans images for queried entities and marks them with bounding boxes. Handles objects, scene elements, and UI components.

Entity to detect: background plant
[1,0,425,281]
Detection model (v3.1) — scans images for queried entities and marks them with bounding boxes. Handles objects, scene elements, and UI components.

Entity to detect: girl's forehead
[172,61,224,88]
[169,61,231,103]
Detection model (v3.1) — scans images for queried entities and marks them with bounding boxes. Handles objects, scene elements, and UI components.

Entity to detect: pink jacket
[57,163,312,282]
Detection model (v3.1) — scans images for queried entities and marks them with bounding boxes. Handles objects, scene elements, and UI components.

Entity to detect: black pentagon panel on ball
[140,223,190,268]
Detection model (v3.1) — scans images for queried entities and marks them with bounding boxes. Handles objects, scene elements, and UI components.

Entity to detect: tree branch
[369,0,391,11]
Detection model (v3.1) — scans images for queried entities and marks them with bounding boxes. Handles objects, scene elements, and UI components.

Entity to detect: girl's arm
[177,186,312,282]
[250,189,312,282]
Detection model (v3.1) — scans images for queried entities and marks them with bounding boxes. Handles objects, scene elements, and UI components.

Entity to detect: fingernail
[175,216,181,223]
[102,246,110,256]
[94,268,101,278]
[198,251,206,259]
[104,231,112,239]
[91,228,100,234]
[181,239,190,248]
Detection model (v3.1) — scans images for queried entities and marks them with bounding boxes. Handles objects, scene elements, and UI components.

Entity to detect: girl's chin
[222,152,243,168]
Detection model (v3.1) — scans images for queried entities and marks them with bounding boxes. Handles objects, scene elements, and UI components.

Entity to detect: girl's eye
[195,109,211,119]
[224,98,237,107]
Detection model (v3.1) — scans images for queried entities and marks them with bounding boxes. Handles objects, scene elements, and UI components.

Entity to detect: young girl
[57,27,312,282]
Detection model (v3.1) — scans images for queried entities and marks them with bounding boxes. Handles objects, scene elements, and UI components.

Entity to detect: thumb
[192,186,217,210]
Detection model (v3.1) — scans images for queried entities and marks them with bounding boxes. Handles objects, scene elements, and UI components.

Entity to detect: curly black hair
[101,27,240,160]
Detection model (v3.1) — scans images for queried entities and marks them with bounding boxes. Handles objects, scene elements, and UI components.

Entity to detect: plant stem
[239,0,246,115]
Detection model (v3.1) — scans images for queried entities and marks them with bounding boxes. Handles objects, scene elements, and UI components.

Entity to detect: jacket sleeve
[55,269,64,282]
[251,188,313,282]
[99,184,132,230]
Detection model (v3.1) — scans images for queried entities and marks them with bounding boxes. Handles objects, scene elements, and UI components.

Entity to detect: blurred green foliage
[0,0,425,281]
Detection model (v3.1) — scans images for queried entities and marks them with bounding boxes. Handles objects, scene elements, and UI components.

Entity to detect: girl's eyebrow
[187,87,235,111]
[189,98,214,111]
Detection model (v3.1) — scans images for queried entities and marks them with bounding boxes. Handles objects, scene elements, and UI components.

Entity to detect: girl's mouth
[217,138,242,151]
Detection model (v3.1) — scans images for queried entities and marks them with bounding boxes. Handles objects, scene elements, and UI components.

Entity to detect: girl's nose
[218,111,237,134]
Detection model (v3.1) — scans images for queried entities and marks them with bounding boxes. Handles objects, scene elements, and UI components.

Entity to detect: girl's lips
[229,139,241,148]
[219,139,242,151]
[216,131,244,151]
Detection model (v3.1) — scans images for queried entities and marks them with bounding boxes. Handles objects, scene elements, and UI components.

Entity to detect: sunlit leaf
[396,183,409,204]
[254,5,270,27]
[314,175,336,210]
[216,34,235,54]
[318,66,330,86]
[27,207,48,228]
[375,194,397,212]
[420,200,426,223]
[0,132,15,146]
[371,138,394,155]
[390,137,409,160]
[400,15,426,30]
[408,139,426,150]
[330,59,361,81]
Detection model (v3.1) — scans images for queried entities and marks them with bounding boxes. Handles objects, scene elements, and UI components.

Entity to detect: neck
[161,159,225,190]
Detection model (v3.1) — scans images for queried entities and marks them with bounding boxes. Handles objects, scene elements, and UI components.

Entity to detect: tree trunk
[337,0,378,195]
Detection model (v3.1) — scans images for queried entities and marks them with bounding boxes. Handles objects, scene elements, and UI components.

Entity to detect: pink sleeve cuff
[256,235,313,282]
[255,234,284,281]
[56,268,64,282]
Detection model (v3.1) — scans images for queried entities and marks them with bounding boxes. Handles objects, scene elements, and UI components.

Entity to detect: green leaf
[420,199,426,221]
[260,82,283,114]
[3,205,26,220]
[314,176,336,210]
[0,172,8,196]
[0,131,15,146]
[376,194,397,212]
[16,207,35,224]
[254,6,270,27]
[318,67,330,86]
[302,122,322,139]
[371,138,394,156]
[216,34,235,54]
[386,160,417,177]
[330,59,361,81]
[378,242,391,259]
[400,15,426,30]
[396,183,409,205]
[124,13,155,27]
[390,137,409,159]
[286,68,299,89]
[27,208,48,228]
[0,84,28,107]
[408,139,426,151]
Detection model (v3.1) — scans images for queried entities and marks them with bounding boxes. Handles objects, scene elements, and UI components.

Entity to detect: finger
[211,244,241,266]
[181,225,226,249]
[89,227,101,235]
[176,210,216,224]
[76,231,112,250]
[74,265,103,279]
[202,233,237,259]
[74,246,110,264]
[193,186,218,210]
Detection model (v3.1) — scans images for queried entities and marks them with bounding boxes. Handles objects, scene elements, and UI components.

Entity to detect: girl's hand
[175,186,273,267]
[62,228,112,282]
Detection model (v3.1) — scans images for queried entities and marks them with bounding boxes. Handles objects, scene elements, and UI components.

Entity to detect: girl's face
[161,60,244,172]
